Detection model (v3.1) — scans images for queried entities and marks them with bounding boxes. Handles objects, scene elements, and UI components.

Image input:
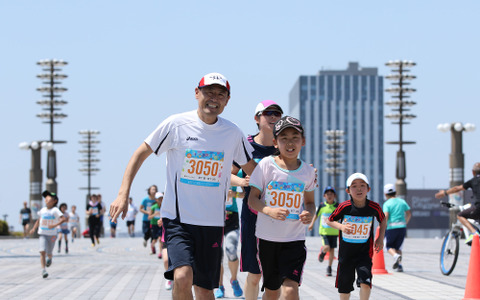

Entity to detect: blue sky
[1,1,479,231]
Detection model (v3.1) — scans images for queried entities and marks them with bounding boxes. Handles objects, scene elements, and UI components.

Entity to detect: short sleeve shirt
[37,207,63,236]
[249,156,316,242]
[20,208,31,221]
[329,199,385,261]
[463,175,480,205]
[145,110,254,226]
[383,197,411,229]
[141,197,156,222]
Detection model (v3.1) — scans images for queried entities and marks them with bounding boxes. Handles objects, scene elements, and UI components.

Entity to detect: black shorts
[150,224,162,239]
[126,220,135,227]
[22,220,30,226]
[321,235,338,249]
[458,204,480,221]
[385,227,406,250]
[240,202,260,274]
[163,217,223,290]
[258,239,306,291]
[336,255,372,294]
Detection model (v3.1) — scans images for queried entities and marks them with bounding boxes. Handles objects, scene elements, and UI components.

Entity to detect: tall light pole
[78,130,101,197]
[385,60,417,200]
[437,122,475,227]
[36,59,68,193]
[324,130,345,190]
[19,141,54,237]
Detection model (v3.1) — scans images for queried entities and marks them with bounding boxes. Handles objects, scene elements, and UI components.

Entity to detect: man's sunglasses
[260,111,282,117]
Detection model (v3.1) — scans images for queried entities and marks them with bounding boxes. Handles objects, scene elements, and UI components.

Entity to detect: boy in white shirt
[249,116,316,299]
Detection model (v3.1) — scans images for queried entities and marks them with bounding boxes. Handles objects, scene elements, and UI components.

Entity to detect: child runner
[86,194,102,247]
[148,191,164,257]
[248,116,316,300]
[29,191,65,278]
[126,197,138,237]
[308,186,339,276]
[68,205,80,242]
[140,185,157,249]
[326,173,386,300]
[57,203,70,253]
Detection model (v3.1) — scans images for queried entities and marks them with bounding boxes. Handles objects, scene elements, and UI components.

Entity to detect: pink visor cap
[254,100,283,116]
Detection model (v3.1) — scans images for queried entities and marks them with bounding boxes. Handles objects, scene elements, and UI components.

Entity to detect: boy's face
[324,191,336,203]
[44,196,57,208]
[346,179,371,201]
[156,197,162,205]
[71,206,76,212]
[273,127,305,159]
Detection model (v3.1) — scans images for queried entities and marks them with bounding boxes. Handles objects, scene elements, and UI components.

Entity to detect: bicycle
[439,201,480,275]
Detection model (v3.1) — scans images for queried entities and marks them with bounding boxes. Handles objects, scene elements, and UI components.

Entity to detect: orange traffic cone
[372,227,389,275]
[463,234,480,300]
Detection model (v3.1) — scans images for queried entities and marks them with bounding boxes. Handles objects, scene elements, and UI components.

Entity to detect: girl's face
[60,205,67,213]
[149,186,158,196]
[273,127,305,159]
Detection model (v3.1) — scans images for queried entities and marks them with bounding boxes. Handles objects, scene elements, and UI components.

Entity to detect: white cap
[384,184,396,194]
[346,173,369,188]
[155,192,164,198]
[254,100,283,115]
[198,72,230,92]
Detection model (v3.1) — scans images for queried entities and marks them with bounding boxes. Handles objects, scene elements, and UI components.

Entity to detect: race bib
[92,207,99,216]
[180,149,224,187]
[321,213,332,228]
[342,215,373,243]
[40,214,55,231]
[22,213,30,220]
[265,181,304,220]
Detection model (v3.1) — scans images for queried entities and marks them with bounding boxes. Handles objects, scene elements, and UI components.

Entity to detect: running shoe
[151,246,156,254]
[326,266,332,277]
[396,265,404,272]
[96,238,100,245]
[91,243,95,247]
[42,269,48,278]
[46,258,52,267]
[165,280,173,290]
[231,279,243,297]
[143,240,147,247]
[158,253,162,259]
[466,234,474,246]
[318,251,326,263]
[57,247,61,253]
[214,285,225,298]
[393,254,402,269]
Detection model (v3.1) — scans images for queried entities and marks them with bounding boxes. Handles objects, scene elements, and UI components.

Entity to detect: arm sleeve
[145,117,176,156]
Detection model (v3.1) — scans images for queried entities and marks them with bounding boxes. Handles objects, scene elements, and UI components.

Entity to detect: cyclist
[435,162,480,245]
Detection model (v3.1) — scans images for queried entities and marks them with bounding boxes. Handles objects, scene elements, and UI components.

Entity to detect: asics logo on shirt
[186,137,198,141]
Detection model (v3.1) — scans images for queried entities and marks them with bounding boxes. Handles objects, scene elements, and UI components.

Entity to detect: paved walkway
[0,236,471,299]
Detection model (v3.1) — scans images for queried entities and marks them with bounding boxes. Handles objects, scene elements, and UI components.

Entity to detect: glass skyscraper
[289,62,384,219]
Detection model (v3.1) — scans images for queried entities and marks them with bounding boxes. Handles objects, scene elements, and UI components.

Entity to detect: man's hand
[109,195,129,223]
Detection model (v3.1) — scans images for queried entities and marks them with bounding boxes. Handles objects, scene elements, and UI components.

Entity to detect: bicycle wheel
[439,230,459,275]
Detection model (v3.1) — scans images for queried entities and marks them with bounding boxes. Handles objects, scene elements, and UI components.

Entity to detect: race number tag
[180,149,224,187]
[92,207,99,216]
[40,214,55,232]
[321,213,332,228]
[341,215,373,243]
[265,181,304,220]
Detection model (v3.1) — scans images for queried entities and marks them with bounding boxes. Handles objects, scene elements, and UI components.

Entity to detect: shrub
[0,220,9,235]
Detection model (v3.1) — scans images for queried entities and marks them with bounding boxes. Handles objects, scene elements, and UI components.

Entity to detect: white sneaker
[165,280,173,290]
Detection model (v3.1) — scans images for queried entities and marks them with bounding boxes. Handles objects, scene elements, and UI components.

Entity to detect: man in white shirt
[110,73,256,300]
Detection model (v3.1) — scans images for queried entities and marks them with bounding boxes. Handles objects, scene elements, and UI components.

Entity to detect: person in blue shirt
[140,185,158,250]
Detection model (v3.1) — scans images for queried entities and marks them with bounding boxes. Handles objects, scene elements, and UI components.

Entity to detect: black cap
[42,190,58,200]
[273,116,304,138]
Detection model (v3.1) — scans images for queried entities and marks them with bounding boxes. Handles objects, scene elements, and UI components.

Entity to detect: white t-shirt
[126,203,138,221]
[68,212,80,226]
[145,110,254,226]
[37,207,63,236]
[249,156,316,242]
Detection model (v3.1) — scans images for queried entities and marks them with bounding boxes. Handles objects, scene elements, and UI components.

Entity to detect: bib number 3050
[180,149,224,187]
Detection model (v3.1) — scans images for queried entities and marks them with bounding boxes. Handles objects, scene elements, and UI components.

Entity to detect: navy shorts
[336,256,372,293]
[240,201,260,274]
[150,224,162,240]
[385,227,406,250]
[321,235,338,249]
[258,239,307,291]
[163,218,223,290]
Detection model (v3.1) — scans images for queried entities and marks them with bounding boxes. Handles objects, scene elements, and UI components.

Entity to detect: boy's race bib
[341,215,373,243]
[265,181,304,220]
[181,149,224,187]
[321,213,332,228]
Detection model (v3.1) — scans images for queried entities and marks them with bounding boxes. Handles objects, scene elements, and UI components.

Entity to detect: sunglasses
[261,111,282,117]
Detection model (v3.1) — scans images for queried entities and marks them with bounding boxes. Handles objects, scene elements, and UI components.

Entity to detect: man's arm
[435,184,465,199]
[110,142,153,222]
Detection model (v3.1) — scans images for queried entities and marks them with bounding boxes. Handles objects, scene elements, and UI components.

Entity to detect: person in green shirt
[149,192,164,258]
[309,186,339,276]
[383,183,411,272]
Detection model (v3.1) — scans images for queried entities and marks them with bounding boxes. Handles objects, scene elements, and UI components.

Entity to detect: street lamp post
[19,141,54,237]
[437,122,475,227]
[324,130,345,190]
[36,59,68,193]
[78,130,101,197]
[385,60,417,200]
